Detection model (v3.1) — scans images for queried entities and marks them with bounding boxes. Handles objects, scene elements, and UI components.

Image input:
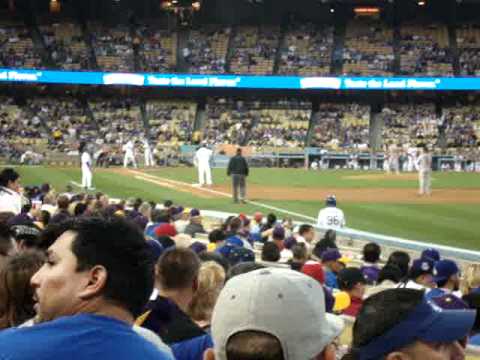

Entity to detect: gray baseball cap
[211,268,344,360]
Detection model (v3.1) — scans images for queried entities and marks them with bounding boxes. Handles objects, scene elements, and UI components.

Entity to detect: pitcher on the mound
[416,146,432,196]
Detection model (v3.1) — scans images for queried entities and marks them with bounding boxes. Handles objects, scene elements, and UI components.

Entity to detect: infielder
[194,143,213,186]
[317,195,346,229]
[80,142,93,190]
[143,138,155,167]
[416,146,432,196]
[123,139,137,168]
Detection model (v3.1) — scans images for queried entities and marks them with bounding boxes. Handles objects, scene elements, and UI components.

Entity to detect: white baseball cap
[211,268,344,360]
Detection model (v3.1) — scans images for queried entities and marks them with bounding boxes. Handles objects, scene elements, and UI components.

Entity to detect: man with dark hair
[205,268,344,360]
[351,288,474,360]
[399,258,435,290]
[261,242,280,262]
[289,243,308,271]
[227,148,249,204]
[0,221,16,269]
[426,259,461,301]
[138,247,213,360]
[360,242,381,284]
[207,229,226,252]
[0,168,22,215]
[50,195,71,224]
[337,267,367,317]
[297,224,315,250]
[0,217,172,359]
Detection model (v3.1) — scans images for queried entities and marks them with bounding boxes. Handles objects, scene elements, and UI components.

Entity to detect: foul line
[126,169,316,222]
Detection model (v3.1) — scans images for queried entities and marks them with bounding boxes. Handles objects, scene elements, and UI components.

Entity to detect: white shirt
[0,186,22,214]
[143,140,152,153]
[317,207,346,229]
[194,147,213,167]
[416,153,432,172]
[124,141,135,154]
[81,152,91,170]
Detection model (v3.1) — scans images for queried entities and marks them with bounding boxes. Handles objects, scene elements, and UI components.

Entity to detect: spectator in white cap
[205,268,344,360]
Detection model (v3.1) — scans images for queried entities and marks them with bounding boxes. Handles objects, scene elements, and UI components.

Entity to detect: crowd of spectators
[204,98,310,147]
[278,23,333,76]
[0,166,479,360]
[457,24,480,76]
[399,22,454,76]
[146,100,196,145]
[442,102,480,148]
[184,26,230,74]
[89,99,143,146]
[40,23,91,70]
[137,25,176,73]
[90,23,134,72]
[24,97,96,153]
[342,19,395,76]
[310,103,370,150]
[229,26,279,75]
[0,25,42,69]
[380,103,439,147]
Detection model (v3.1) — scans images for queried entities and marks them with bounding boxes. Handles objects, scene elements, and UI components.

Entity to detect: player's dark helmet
[325,195,337,207]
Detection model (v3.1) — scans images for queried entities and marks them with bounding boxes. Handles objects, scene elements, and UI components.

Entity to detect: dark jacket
[227,155,249,176]
[184,222,207,238]
[138,295,213,360]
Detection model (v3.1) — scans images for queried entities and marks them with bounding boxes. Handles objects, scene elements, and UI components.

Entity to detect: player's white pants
[144,151,154,167]
[198,164,212,186]
[124,152,137,168]
[81,168,92,189]
[419,170,431,195]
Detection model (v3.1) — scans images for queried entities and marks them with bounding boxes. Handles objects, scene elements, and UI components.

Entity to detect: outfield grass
[14,166,480,251]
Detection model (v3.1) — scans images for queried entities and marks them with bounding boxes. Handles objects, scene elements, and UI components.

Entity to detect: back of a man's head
[226,331,284,360]
[0,168,19,188]
[56,195,70,210]
[45,217,154,317]
[352,288,423,350]
[157,247,200,291]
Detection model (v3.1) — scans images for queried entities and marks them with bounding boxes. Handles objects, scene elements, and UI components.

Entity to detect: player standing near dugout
[416,145,432,196]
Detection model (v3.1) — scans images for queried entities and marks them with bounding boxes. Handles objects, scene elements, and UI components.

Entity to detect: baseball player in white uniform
[80,142,93,190]
[406,145,418,172]
[416,146,432,196]
[123,140,137,168]
[317,195,346,229]
[143,139,155,167]
[194,143,213,186]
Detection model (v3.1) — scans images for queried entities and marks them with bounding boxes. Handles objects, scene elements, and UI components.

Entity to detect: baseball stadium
[1,0,480,359]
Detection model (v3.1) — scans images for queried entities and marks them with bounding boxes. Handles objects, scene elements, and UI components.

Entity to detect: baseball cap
[146,239,164,262]
[337,268,367,290]
[190,241,207,254]
[409,258,434,278]
[421,248,441,263]
[211,268,344,360]
[283,236,297,250]
[301,260,325,284]
[326,195,337,207]
[356,297,475,360]
[272,225,285,240]
[432,259,460,283]
[190,208,201,217]
[322,249,342,263]
[154,223,177,238]
[431,294,468,311]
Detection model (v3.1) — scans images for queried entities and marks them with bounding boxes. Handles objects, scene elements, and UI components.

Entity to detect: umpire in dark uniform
[227,148,249,203]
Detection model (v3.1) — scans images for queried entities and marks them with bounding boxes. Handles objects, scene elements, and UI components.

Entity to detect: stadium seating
[146,100,197,144]
[399,22,453,76]
[185,26,230,74]
[278,23,333,76]
[137,24,177,72]
[0,24,42,69]
[342,18,394,76]
[457,23,480,76]
[442,103,480,148]
[229,25,279,75]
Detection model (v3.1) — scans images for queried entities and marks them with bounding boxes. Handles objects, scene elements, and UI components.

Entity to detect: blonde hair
[462,264,480,294]
[188,261,225,323]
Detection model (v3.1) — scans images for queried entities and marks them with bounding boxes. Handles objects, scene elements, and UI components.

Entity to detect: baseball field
[15,165,480,251]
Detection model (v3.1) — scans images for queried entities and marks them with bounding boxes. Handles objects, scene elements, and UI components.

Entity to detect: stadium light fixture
[418,0,426,6]
[330,7,335,13]
[192,1,201,10]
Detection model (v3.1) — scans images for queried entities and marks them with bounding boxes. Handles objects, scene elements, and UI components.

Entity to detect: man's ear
[78,265,108,299]
[203,348,215,360]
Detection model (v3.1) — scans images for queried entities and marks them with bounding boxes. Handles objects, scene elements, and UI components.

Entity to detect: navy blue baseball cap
[357,298,475,360]
[409,259,434,279]
[322,249,342,263]
[421,248,441,263]
[432,259,460,284]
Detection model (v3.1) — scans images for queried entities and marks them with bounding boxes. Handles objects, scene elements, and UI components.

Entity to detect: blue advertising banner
[1,68,479,90]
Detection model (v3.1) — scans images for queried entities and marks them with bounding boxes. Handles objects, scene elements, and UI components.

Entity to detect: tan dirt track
[113,168,480,204]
